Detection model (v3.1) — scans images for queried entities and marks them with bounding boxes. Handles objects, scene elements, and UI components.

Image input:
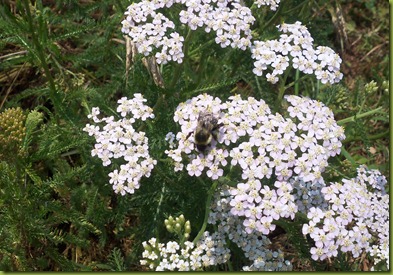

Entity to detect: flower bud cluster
[165,214,192,240]
[166,93,345,234]
[208,187,292,271]
[364,80,378,95]
[0,107,26,158]
[251,21,343,84]
[302,165,389,269]
[83,94,156,195]
[140,231,230,271]
[331,85,350,110]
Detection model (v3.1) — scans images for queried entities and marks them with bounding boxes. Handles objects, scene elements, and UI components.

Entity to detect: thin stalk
[193,180,219,245]
[315,79,320,98]
[337,107,383,125]
[294,69,300,95]
[283,71,304,91]
[275,69,290,111]
[153,180,166,236]
[261,2,284,30]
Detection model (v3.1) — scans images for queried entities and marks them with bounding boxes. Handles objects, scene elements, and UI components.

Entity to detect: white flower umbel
[209,187,293,271]
[83,94,156,195]
[166,93,345,234]
[140,231,230,271]
[121,3,343,84]
[121,0,183,64]
[302,166,389,269]
[121,0,256,63]
[251,21,343,84]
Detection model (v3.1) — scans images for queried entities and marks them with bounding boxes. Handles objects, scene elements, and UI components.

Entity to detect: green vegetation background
[0,0,389,271]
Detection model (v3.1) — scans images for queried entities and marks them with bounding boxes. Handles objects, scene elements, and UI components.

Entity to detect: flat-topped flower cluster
[302,165,389,267]
[121,0,342,84]
[83,94,156,195]
[251,22,343,84]
[208,186,293,271]
[166,93,345,235]
[121,0,258,64]
[166,93,344,182]
[140,231,230,271]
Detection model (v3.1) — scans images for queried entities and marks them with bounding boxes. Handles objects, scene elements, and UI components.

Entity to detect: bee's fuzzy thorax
[186,110,223,153]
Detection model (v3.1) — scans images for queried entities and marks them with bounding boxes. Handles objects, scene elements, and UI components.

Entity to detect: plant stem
[261,2,284,30]
[193,180,218,245]
[275,69,290,111]
[337,107,383,125]
[153,181,166,236]
[294,69,299,95]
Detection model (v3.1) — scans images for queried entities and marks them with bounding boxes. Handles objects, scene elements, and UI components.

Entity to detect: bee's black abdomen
[196,144,208,152]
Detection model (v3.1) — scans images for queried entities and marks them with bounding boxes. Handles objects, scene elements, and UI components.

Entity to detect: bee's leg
[211,123,224,142]
[186,131,193,140]
[212,123,224,132]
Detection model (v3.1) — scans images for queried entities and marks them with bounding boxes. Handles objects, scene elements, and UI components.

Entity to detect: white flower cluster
[179,0,255,50]
[83,94,156,195]
[302,165,389,269]
[251,21,343,84]
[121,2,343,84]
[166,93,345,234]
[121,0,184,64]
[121,0,259,64]
[209,187,293,271]
[140,232,230,271]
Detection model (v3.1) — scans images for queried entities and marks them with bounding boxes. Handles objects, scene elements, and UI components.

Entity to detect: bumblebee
[186,111,224,152]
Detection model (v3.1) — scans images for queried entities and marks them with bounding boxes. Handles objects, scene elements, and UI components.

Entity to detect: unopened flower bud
[185,221,191,234]
[166,224,173,233]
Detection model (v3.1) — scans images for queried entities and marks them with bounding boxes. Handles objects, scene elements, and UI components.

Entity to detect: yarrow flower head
[166,93,345,235]
[207,187,293,271]
[251,21,343,84]
[121,3,342,84]
[302,165,389,269]
[83,94,156,195]
[141,230,230,271]
[121,0,259,64]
